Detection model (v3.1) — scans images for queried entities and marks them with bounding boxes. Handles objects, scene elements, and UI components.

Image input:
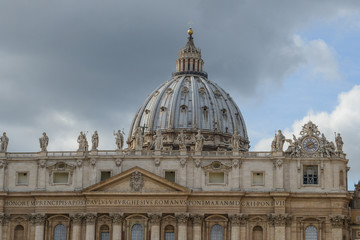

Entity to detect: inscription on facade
[4,199,283,208]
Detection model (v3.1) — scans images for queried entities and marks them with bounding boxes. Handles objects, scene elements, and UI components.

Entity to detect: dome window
[199,87,206,95]
[166,88,173,94]
[221,109,227,116]
[215,90,222,98]
[145,109,150,114]
[180,105,188,112]
[160,106,167,112]
[181,87,189,95]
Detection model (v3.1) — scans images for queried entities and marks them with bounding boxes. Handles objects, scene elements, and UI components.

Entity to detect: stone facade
[0,29,355,240]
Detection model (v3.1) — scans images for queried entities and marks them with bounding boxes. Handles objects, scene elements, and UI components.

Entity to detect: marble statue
[134,127,143,150]
[320,133,335,157]
[91,131,99,150]
[0,132,9,152]
[39,132,49,152]
[275,130,285,152]
[232,130,241,151]
[154,130,163,151]
[177,130,186,150]
[285,134,300,157]
[114,130,124,150]
[195,130,205,151]
[336,133,344,152]
[77,131,88,151]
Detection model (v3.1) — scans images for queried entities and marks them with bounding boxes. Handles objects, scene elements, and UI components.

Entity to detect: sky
[0,0,359,188]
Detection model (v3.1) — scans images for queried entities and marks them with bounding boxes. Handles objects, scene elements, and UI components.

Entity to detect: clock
[302,137,319,153]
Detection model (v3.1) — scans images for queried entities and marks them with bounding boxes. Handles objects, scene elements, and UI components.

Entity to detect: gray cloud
[0,0,359,151]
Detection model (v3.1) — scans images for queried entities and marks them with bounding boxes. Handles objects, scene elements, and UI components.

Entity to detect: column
[37,160,47,190]
[0,159,7,191]
[176,213,189,240]
[179,157,187,186]
[75,160,83,190]
[230,215,241,240]
[236,214,248,240]
[71,213,83,240]
[193,159,202,190]
[273,159,284,190]
[149,213,161,240]
[269,214,289,240]
[330,215,344,240]
[85,213,97,240]
[111,213,124,240]
[1,214,10,240]
[32,214,46,240]
[191,214,203,240]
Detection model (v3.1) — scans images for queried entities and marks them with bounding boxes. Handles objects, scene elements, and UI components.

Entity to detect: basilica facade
[0,29,357,240]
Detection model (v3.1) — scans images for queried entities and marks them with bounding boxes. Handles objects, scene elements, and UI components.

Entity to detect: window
[164,225,175,240]
[17,172,28,185]
[165,171,176,182]
[53,172,69,184]
[252,172,264,185]
[339,170,344,186]
[356,216,360,222]
[131,224,143,240]
[14,225,24,240]
[101,171,111,182]
[54,224,66,240]
[303,166,318,185]
[211,224,223,240]
[253,226,263,240]
[209,172,225,184]
[100,225,110,240]
[305,226,317,240]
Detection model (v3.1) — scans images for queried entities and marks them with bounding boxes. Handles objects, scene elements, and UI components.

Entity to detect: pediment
[83,166,190,194]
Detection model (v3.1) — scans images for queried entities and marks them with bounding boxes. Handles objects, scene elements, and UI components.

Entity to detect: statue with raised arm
[39,132,49,152]
[232,130,241,151]
[195,130,205,151]
[114,130,124,150]
[177,130,186,150]
[0,132,9,152]
[154,129,163,151]
[335,133,344,153]
[91,131,99,150]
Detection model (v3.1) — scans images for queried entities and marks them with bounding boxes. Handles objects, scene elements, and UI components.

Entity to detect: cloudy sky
[0,1,359,188]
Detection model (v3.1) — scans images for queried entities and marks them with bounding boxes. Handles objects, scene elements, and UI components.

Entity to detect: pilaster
[111,213,124,240]
[31,213,46,240]
[149,213,162,240]
[191,214,203,240]
[85,213,97,240]
[176,213,189,240]
[330,215,345,240]
[71,213,83,240]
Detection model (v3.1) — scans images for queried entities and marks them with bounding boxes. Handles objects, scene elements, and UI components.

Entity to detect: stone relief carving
[90,158,96,167]
[114,158,122,167]
[0,213,10,225]
[39,132,49,152]
[330,215,345,228]
[154,158,161,167]
[273,159,283,169]
[0,159,8,169]
[91,131,99,150]
[130,171,144,192]
[38,159,47,168]
[77,131,89,151]
[232,159,241,168]
[114,130,124,150]
[176,213,189,224]
[179,158,187,167]
[0,132,9,152]
[194,159,202,168]
[85,213,97,224]
[76,159,83,168]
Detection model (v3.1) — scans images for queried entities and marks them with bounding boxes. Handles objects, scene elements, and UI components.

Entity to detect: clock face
[302,137,319,153]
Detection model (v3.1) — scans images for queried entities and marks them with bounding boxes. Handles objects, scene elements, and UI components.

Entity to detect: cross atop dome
[175,28,206,78]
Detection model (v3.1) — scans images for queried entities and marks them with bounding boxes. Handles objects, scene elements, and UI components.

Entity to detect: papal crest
[130,170,144,192]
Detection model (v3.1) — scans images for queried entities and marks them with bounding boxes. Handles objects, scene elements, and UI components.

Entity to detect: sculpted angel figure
[91,131,99,150]
[114,130,124,150]
[286,134,299,157]
[0,132,9,152]
[39,132,49,152]
[195,130,205,151]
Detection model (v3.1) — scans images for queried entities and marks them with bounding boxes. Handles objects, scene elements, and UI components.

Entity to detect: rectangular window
[209,172,225,184]
[303,166,318,185]
[101,171,112,182]
[53,172,69,184]
[165,171,176,182]
[252,172,264,185]
[17,172,28,185]
[356,216,360,222]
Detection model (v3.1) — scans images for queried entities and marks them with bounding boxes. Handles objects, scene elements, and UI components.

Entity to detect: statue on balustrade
[39,132,49,152]
[335,133,344,153]
[114,130,124,150]
[0,132,9,152]
[195,130,204,151]
[91,131,99,150]
[77,131,88,151]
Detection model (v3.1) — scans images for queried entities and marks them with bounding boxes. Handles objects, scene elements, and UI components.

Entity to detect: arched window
[305,226,317,240]
[100,225,110,240]
[54,224,66,240]
[253,226,263,240]
[211,224,223,240]
[14,225,24,240]
[131,224,143,240]
[164,225,175,240]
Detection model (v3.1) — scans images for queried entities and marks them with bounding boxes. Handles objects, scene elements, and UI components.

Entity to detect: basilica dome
[127,29,249,151]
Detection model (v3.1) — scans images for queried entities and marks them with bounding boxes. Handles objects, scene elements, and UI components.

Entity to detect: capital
[31,213,46,226]
[149,213,162,224]
[71,213,83,225]
[268,213,291,226]
[330,215,345,228]
[191,214,204,225]
[85,213,97,224]
[111,213,124,224]
[176,213,189,224]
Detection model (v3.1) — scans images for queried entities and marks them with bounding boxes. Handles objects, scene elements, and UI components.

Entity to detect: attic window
[101,171,111,182]
[17,172,28,185]
[209,172,225,184]
[212,162,221,169]
[165,171,176,183]
[53,172,69,184]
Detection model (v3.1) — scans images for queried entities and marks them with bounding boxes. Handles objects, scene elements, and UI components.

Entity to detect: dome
[127,29,250,151]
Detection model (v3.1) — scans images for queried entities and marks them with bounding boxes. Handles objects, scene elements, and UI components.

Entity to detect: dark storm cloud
[0,0,359,151]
